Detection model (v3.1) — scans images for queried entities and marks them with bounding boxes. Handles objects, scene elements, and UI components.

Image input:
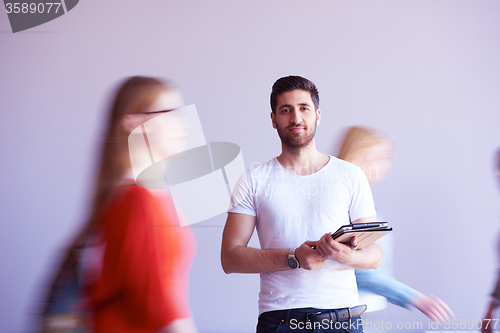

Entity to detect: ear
[270,112,277,129]
[316,108,321,126]
[121,114,145,134]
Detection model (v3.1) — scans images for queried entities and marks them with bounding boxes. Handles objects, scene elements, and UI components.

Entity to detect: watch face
[287,258,299,269]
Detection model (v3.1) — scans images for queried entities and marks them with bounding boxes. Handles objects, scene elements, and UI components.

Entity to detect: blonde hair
[337,126,386,163]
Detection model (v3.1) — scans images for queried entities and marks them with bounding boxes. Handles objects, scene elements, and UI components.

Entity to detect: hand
[412,294,454,324]
[295,241,327,270]
[314,233,357,265]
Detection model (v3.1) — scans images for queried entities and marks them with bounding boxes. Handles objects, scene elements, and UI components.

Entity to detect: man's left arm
[315,215,383,269]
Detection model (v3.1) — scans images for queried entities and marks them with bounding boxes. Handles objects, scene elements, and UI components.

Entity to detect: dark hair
[270,75,319,114]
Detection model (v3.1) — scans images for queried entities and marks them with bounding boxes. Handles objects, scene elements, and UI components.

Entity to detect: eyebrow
[278,103,312,110]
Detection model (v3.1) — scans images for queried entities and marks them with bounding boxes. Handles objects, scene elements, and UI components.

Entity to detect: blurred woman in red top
[77,76,197,333]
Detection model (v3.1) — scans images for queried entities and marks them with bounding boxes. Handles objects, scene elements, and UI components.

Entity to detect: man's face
[271,89,320,150]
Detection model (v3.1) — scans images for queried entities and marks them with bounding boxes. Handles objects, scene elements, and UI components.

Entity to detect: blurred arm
[356,269,418,308]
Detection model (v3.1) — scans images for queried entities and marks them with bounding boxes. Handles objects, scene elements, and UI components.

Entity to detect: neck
[123,168,134,178]
[277,140,329,176]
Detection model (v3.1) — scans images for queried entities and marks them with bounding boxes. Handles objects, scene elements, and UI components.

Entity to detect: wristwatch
[287,248,300,269]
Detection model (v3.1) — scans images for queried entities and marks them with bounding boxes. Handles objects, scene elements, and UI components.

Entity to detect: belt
[263,304,367,324]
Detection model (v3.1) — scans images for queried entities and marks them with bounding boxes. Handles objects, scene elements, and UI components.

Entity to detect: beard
[275,119,317,150]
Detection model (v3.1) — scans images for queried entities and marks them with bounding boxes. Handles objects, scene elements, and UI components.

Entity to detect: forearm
[345,240,383,269]
[221,245,289,274]
[222,213,291,274]
[221,213,325,273]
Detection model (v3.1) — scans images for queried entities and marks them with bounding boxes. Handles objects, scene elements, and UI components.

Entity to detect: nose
[290,109,303,125]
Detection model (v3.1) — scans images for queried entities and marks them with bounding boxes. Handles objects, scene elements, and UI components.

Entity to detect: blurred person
[45,76,197,333]
[337,126,453,324]
[481,149,500,333]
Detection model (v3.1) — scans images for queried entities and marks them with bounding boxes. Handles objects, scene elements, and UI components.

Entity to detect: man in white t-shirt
[221,76,382,333]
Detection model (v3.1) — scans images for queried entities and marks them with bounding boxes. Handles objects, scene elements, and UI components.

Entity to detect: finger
[431,308,446,324]
[307,245,324,257]
[425,303,448,324]
[423,307,443,324]
[315,242,325,256]
[316,242,330,258]
[421,305,440,323]
[329,239,347,251]
[415,297,440,323]
[424,296,453,321]
[319,234,328,243]
[316,236,329,249]
[350,236,358,249]
[432,296,454,317]
[304,240,318,247]
[325,232,334,244]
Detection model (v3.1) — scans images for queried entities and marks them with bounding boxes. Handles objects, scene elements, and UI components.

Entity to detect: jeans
[256,310,364,333]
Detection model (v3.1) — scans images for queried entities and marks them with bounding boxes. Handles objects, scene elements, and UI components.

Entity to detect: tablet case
[332,223,392,250]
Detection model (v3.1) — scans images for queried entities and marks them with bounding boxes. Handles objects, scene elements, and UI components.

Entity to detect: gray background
[1,1,499,332]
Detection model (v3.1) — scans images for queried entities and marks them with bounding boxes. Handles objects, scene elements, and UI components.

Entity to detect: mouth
[288,126,305,132]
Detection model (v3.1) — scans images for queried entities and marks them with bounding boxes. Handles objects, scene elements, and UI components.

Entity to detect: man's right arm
[221,212,326,274]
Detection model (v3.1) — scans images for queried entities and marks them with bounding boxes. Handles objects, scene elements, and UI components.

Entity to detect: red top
[86,185,196,333]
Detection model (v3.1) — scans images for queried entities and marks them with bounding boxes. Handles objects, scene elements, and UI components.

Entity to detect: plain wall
[1,1,499,332]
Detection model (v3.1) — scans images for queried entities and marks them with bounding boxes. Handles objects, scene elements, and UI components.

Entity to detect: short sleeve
[349,167,377,222]
[228,171,257,217]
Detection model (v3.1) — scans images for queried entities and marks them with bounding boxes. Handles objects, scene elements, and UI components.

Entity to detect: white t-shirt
[228,156,376,314]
